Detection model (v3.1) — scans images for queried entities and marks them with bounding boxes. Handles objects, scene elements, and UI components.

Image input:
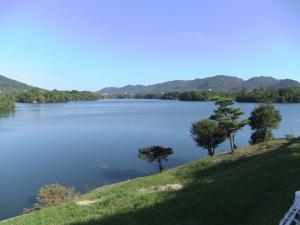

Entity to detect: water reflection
[0,110,15,119]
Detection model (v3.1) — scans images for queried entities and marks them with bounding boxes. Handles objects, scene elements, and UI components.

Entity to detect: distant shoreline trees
[236,88,300,103]
[111,87,300,103]
[0,89,102,113]
[14,89,102,103]
[0,94,15,112]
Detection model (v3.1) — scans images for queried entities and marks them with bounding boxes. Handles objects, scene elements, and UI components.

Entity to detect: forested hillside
[0,75,31,92]
[99,75,300,94]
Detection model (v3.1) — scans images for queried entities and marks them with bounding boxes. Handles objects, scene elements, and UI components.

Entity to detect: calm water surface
[1,99,300,220]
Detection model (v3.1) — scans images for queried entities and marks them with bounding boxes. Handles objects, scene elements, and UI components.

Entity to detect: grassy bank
[2,138,300,225]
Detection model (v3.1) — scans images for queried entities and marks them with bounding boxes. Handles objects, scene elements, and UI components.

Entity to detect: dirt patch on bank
[76,199,99,206]
[140,183,183,193]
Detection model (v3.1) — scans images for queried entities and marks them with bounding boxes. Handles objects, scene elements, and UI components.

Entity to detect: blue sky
[1,0,300,90]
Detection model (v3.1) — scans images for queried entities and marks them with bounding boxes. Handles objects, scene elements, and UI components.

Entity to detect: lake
[1,99,300,220]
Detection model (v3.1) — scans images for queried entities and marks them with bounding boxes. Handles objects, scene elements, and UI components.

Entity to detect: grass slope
[2,138,300,225]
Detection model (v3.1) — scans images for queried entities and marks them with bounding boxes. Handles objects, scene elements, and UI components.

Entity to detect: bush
[249,104,281,144]
[34,184,78,210]
[250,130,273,144]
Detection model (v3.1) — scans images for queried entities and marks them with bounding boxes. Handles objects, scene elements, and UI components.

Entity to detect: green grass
[2,138,300,225]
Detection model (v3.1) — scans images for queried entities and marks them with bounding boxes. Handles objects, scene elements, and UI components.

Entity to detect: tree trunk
[229,133,235,154]
[158,159,163,173]
[232,133,237,149]
[208,148,215,156]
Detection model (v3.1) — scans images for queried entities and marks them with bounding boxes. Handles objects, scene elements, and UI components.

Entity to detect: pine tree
[138,146,173,172]
[210,97,248,154]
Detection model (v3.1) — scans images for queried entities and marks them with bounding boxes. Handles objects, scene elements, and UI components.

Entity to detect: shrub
[34,184,78,210]
[249,104,282,144]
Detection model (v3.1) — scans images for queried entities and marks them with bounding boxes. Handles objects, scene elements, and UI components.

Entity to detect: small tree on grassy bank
[249,103,282,144]
[138,146,173,172]
[210,97,248,154]
[191,119,226,156]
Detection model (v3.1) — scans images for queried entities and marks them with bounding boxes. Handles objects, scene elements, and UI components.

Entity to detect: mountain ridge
[0,74,32,92]
[1,74,299,94]
[98,75,300,94]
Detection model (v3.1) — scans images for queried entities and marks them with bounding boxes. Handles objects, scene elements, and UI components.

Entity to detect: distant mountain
[0,74,31,92]
[241,77,300,89]
[273,79,300,88]
[243,77,279,89]
[98,75,300,94]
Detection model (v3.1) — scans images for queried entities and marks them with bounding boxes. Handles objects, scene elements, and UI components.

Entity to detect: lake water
[1,99,300,220]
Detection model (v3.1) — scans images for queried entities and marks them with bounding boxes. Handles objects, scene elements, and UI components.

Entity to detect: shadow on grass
[70,139,300,225]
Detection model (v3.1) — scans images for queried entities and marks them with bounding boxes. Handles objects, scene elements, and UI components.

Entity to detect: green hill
[0,75,31,92]
[2,138,300,225]
[99,75,300,94]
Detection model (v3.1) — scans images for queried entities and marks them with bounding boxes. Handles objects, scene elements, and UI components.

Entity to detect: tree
[248,103,282,144]
[138,146,173,172]
[210,97,248,154]
[190,119,226,156]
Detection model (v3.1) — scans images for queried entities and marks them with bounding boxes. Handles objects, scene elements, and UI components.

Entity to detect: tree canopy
[191,119,226,156]
[138,146,173,172]
[210,97,248,153]
[249,104,282,144]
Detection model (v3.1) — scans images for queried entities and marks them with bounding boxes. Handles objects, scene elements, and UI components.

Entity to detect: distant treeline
[0,89,102,112]
[135,91,233,101]
[115,91,233,101]
[113,87,300,103]
[235,88,300,103]
[14,89,102,103]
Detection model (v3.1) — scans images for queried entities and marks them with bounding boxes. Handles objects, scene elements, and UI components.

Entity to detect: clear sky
[1,0,300,90]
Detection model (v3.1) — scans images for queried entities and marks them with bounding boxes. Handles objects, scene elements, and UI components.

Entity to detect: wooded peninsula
[0,89,102,112]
